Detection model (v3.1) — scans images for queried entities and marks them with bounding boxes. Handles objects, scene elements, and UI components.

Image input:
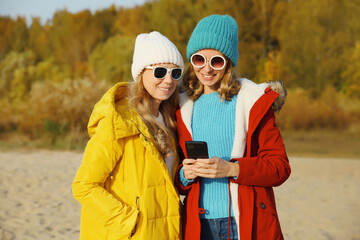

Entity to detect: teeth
[159,87,170,91]
[202,73,214,78]
[203,74,214,79]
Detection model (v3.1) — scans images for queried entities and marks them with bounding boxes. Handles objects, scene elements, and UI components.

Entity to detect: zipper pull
[129,197,140,239]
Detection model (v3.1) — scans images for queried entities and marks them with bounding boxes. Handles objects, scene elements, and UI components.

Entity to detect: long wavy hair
[127,75,179,158]
[182,59,241,101]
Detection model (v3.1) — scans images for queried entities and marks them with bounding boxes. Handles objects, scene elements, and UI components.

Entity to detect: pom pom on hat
[187,15,239,66]
[131,31,184,81]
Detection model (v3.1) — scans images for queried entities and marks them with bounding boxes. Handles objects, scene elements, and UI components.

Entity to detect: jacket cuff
[179,167,195,186]
[230,159,239,181]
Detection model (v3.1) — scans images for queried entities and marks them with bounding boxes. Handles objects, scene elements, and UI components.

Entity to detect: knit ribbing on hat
[186,15,239,67]
[131,31,184,81]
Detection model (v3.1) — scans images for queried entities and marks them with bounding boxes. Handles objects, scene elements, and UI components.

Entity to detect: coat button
[260,203,266,209]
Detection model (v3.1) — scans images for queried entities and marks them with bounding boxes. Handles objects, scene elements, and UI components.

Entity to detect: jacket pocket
[129,196,140,239]
[256,200,277,216]
[254,199,279,237]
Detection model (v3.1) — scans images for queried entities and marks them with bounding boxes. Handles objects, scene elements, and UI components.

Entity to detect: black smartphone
[185,141,209,159]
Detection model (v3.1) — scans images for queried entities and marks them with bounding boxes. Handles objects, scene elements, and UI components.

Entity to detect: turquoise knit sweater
[180,92,237,219]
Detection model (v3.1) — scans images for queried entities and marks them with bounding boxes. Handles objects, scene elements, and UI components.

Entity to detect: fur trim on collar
[268,80,287,112]
[178,79,287,140]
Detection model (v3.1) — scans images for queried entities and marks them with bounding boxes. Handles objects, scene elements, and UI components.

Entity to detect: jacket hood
[87,82,146,140]
[268,80,287,112]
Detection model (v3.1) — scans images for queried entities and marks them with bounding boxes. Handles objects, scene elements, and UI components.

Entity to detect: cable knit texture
[131,31,184,81]
[182,92,237,218]
[186,15,239,66]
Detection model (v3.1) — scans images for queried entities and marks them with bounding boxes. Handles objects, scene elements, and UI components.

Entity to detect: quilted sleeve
[72,121,139,235]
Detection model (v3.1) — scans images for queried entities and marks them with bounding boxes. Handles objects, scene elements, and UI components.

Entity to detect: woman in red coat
[175,14,291,240]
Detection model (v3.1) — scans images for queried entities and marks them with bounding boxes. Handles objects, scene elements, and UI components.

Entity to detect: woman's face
[192,49,227,94]
[142,63,179,107]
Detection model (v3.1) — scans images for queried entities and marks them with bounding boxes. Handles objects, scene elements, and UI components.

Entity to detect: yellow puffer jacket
[72,82,181,240]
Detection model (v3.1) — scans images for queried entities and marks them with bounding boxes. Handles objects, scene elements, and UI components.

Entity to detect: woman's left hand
[191,157,239,178]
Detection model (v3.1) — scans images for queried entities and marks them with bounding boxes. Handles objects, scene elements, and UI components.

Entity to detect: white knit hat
[131,31,184,81]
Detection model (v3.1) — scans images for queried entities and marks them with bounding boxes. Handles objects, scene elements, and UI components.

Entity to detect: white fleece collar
[179,79,268,238]
[179,78,268,158]
[179,91,193,137]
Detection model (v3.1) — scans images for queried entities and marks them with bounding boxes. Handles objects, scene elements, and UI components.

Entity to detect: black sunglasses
[145,66,183,80]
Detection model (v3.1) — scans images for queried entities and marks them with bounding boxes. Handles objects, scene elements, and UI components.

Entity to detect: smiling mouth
[201,73,215,80]
[158,86,172,91]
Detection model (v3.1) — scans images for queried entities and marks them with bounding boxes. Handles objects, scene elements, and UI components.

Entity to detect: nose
[203,61,213,72]
[162,72,173,83]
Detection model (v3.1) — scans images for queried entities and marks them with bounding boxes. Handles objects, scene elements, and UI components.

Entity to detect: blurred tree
[264,50,281,81]
[279,0,359,96]
[113,5,150,37]
[0,17,15,60]
[0,0,359,140]
[28,17,50,61]
[230,0,282,80]
[148,0,196,56]
[0,50,36,102]
[50,9,105,76]
[93,5,118,39]
[340,0,360,98]
[10,16,28,53]
[89,35,135,83]
[33,58,72,83]
[50,10,78,66]
[342,42,360,98]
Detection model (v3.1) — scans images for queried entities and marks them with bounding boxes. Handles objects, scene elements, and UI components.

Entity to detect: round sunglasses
[145,66,183,80]
[190,53,227,70]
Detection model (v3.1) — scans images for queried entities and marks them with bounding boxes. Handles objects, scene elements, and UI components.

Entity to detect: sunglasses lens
[171,68,182,80]
[211,56,225,69]
[153,67,167,79]
[191,54,206,67]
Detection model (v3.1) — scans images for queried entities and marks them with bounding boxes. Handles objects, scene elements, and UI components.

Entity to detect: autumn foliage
[0,0,359,148]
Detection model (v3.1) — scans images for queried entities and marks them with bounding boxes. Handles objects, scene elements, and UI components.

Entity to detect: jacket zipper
[131,120,153,143]
[129,196,140,239]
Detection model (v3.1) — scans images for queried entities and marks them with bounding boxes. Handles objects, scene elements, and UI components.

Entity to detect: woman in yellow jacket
[72,31,184,240]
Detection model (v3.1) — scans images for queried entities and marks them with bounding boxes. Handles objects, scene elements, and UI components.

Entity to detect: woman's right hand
[182,157,239,180]
[182,158,198,180]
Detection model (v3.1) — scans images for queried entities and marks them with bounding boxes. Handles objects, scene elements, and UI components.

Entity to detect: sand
[0,151,82,240]
[0,151,359,240]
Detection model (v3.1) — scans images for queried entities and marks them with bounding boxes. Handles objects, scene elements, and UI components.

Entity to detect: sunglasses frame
[190,53,227,70]
[145,66,183,80]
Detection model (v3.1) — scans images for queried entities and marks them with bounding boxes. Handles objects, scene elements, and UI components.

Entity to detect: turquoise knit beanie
[187,15,239,66]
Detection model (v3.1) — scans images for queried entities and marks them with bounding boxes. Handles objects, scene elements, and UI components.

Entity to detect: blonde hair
[182,60,241,101]
[127,76,179,158]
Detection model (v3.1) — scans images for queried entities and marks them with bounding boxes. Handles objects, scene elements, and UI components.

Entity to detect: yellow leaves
[278,0,360,95]
[89,35,135,83]
[276,86,360,131]
[342,42,360,98]
[1,0,360,142]
[264,51,281,82]
[18,78,110,137]
[0,51,36,102]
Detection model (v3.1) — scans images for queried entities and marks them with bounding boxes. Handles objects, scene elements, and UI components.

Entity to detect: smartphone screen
[185,141,209,159]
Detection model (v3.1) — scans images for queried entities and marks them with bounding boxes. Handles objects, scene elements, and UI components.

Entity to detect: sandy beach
[0,151,359,240]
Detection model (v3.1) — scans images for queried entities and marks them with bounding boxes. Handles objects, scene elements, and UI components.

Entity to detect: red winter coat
[175,79,291,240]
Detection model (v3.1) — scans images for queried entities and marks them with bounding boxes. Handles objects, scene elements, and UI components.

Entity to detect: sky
[0,0,147,25]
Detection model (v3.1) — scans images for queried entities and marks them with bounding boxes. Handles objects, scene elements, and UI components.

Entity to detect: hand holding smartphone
[185,141,209,159]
